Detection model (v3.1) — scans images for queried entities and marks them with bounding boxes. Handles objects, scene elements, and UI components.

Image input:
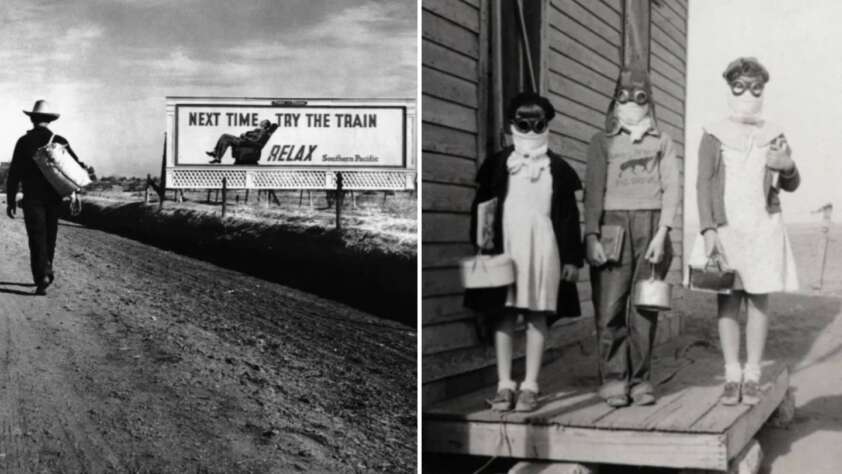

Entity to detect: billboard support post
[335,172,343,232]
[221,177,228,217]
[158,132,167,210]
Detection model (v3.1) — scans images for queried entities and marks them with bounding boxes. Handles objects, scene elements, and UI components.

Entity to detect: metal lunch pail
[633,263,672,311]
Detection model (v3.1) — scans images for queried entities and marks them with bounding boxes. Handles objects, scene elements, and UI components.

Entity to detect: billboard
[165,98,416,190]
[176,104,405,167]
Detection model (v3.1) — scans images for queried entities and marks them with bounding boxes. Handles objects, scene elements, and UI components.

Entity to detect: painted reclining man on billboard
[206,119,279,165]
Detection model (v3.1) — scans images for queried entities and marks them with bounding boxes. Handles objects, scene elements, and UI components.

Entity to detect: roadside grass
[66,190,418,324]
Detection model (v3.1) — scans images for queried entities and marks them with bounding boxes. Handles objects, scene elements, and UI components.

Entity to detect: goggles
[615,88,650,105]
[511,117,548,134]
[729,79,764,97]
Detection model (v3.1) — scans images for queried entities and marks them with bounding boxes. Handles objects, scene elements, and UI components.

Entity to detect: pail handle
[705,249,730,272]
[647,262,666,282]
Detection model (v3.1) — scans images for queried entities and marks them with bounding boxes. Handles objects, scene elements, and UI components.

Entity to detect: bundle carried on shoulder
[34,133,91,197]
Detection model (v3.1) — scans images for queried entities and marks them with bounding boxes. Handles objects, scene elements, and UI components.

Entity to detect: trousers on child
[590,210,673,398]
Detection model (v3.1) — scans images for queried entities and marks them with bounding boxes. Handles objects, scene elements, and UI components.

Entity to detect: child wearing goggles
[689,57,800,406]
[465,92,584,412]
[584,67,680,407]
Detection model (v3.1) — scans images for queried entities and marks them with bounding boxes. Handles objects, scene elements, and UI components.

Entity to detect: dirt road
[0,218,416,473]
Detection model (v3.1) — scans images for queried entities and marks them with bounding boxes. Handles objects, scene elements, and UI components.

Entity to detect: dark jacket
[696,132,800,233]
[6,126,85,204]
[234,123,279,164]
[464,147,584,327]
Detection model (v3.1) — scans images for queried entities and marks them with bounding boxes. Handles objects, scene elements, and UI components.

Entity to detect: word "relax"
[264,144,318,162]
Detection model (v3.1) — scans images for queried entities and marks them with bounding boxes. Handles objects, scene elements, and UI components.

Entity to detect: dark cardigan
[464,147,584,338]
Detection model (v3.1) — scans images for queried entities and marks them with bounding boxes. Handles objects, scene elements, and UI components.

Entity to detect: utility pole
[814,203,833,290]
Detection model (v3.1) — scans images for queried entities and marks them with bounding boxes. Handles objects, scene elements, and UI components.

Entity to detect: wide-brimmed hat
[23,100,60,121]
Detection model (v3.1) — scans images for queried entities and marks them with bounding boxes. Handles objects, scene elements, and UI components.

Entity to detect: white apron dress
[689,120,799,294]
[503,151,561,311]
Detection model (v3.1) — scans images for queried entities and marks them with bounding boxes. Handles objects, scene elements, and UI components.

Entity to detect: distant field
[85,188,417,254]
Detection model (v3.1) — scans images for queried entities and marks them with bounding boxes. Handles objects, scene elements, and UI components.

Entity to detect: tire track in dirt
[0,218,416,473]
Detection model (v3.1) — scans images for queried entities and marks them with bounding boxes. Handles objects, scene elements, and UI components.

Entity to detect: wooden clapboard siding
[423,40,478,82]
[422,152,476,186]
[421,0,486,405]
[545,0,622,309]
[424,0,480,33]
[650,0,688,284]
[422,0,689,406]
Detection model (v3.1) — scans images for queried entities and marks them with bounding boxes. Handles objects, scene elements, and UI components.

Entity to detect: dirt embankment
[63,196,417,326]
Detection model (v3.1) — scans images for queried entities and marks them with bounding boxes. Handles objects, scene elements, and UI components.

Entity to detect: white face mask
[616,102,648,126]
[511,126,549,155]
[728,93,763,122]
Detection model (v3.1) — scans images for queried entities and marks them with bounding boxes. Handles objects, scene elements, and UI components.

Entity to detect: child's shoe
[741,363,762,405]
[514,389,539,412]
[741,380,761,405]
[630,383,656,406]
[604,394,629,407]
[599,381,629,407]
[720,381,741,405]
[487,389,516,412]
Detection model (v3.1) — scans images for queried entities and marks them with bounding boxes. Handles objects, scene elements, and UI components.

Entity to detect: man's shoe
[205,151,217,158]
[721,381,741,405]
[35,274,51,295]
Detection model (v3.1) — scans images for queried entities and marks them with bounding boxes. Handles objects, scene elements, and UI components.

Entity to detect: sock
[725,363,742,383]
[497,379,517,392]
[744,363,761,383]
[520,380,539,393]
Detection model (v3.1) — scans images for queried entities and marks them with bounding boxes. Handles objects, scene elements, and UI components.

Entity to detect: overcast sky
[0,0,417,178]
[686,0,842,225]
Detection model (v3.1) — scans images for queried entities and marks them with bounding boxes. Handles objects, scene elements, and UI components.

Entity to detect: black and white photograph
[0,0,417,472]
[421,1,842,473]
[8,0,842,472]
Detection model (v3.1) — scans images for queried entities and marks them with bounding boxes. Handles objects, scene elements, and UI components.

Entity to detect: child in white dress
[691,57,800,405]
[465,93,584,412]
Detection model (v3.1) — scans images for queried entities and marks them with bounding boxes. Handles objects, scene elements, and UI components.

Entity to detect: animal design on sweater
[618,156,656,177]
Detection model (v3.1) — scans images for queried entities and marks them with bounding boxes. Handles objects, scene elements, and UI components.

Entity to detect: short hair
[723,57,770,84]
[506,92,556,122]
[259,119,271,128]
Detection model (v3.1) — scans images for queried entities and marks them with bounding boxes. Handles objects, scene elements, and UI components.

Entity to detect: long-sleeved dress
[689,119,799,293]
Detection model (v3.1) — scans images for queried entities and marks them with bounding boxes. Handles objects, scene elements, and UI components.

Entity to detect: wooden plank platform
[423,352,789,472]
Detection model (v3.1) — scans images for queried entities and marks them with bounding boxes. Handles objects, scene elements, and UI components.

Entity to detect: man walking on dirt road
[6,100,87,295]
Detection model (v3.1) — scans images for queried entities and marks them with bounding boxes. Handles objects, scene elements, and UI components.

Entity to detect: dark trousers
[213,134,242,159]
[590,210,673,398]
[22,199,60,284]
